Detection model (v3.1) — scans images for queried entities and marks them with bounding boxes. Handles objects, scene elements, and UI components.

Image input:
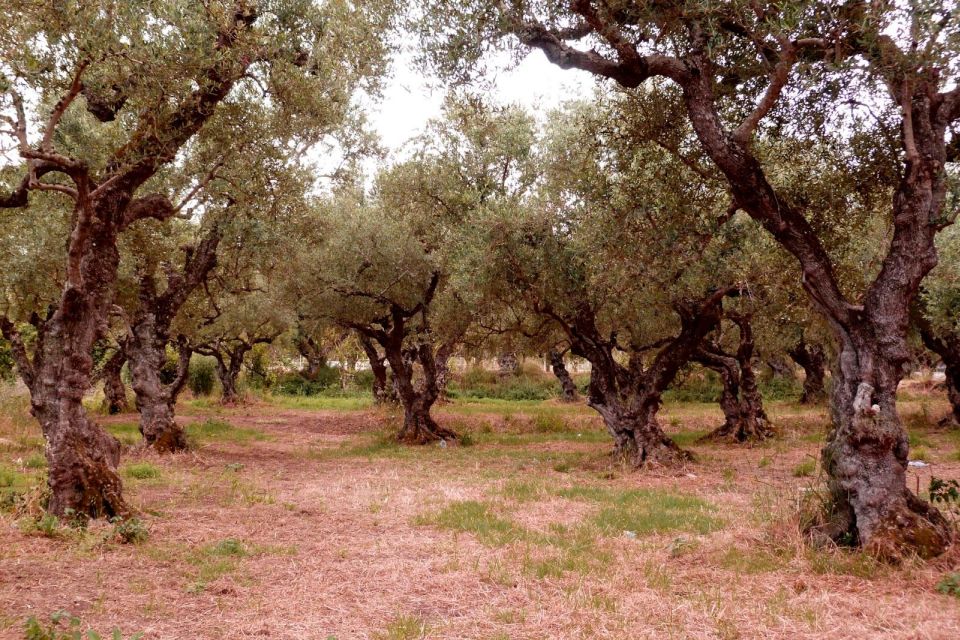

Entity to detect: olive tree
[423,0,960,555]
[0,0,395,518]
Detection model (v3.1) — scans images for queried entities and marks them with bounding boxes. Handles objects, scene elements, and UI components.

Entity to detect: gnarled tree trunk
[100,348,129,415]
[789,341,828,404]
[127,333,191,452]
[126,228,219,451]
[917,315,960,429]
[564,289,733,468]
[359,334,393,404]
[695,314,774,443]
[387,343,457,444]
[548,349,579,402]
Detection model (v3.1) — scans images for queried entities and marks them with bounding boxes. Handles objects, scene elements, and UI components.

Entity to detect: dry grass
[1,387,959,639]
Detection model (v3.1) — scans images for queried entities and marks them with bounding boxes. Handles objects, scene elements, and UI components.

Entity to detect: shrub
[111,517,149,544]
[450,366,558,401]
[937,573,960,598]
[274,366,340,396]
[188,355,217,396]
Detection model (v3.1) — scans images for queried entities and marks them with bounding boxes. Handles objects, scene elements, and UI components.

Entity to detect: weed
[24,611,143,640]
[23,454,46,469]
[793,458,816,477]
[936,573,960,598]
[414,500,527,546]
[121,463,160,480]
[374,615,429,640]
[110,517,149,545]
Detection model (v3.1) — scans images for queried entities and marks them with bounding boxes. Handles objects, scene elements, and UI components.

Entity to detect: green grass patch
[374,614,430,640]
[104,422,142,446]
[715,547,789,574]
[414,500,527,547]
[793,459,817,477]
[556,485,722,536]
[497,480,545,502]
[122,462,161,480]
[186,419,267,446]
[264,394,373,411]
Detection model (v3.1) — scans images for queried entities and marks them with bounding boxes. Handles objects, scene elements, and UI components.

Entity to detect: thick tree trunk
[127,330,190,453]
[918,321,960,428]
[100,349,128,414]
[1,243,129,519]
[549,349,579,402]
[765,356,795,380]
[945,365,960,428]
[386,344,457,444]
[696,316,774,443]
[215,354,243,405]
[789,341,828,404]
[820,324,953,557]
[588,385,689,466]
[359,334,393,404]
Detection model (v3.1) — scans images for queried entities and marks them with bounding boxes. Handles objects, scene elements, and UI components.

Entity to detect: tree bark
[560,289,733,467]
[548,349,579,402]
[100,349,129,415]
[765,355,795,380]
[788,341,828,404]
[215,349,244,405]
[126,228,219,451]
[386,342,457,444]
[359,334,393,404]
[918,320,960,429]
[0,8,261,518]
[695,315,774,443]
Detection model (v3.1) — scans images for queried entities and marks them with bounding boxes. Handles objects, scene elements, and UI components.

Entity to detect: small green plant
[458,431,475,447]
[793,458,816,478]
[23,454,46,470]
[20,513,62,538]
[374,614,429,640]
[110,517,149,545]
[188,355,216,396]
[24,610,143,640]
[929,477,960,504]
[936,572,960,598]
[121,463,160,480]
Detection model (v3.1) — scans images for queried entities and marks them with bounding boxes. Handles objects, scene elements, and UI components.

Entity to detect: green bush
[275,365,340,396]
[188,355,217,396]
[450,366,558,401]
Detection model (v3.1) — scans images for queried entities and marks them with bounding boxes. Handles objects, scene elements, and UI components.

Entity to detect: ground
[1,389,959,640]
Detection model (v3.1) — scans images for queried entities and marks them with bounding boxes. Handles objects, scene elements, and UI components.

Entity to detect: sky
[366,46,596,154]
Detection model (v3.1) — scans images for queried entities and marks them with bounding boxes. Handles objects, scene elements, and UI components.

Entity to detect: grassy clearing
[261,393,374,411]
[185,419,267,446]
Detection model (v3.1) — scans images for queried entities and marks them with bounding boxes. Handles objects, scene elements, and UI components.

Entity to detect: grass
[793,458,817,477]
[374,615,430,640]
[262,393,373,411]
[414,500,527,547]
[185,419,267,446]
[588,488,723,536]
[121,462,161,480]
[103,422,142,446]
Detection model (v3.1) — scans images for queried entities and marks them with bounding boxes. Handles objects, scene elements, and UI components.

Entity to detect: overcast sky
[367,46,596,154]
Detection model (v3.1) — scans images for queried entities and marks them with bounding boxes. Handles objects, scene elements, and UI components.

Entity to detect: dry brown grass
[1,389,959,639]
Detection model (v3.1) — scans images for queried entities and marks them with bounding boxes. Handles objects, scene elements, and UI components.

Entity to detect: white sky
[367,46,596,154]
